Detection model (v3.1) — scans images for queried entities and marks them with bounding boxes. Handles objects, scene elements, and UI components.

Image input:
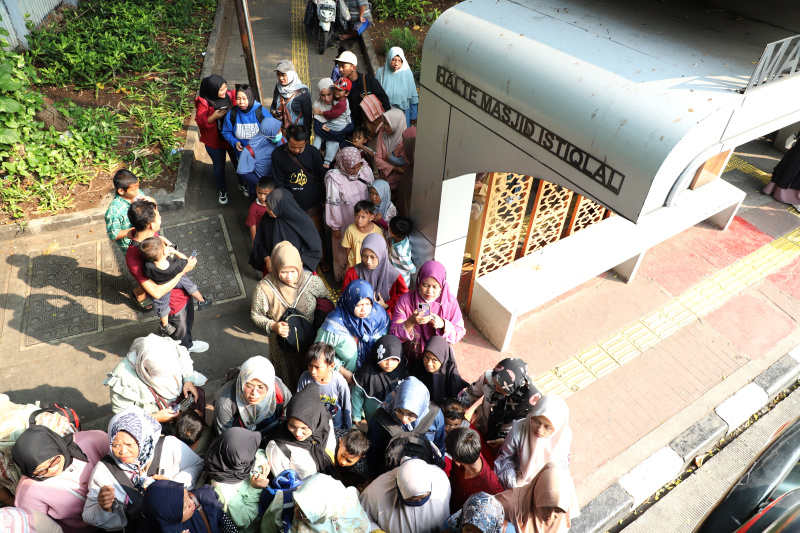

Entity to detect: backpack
[229,105,265,129]
[29,404,81,434]
[259,469,302,533]
[375,402,442,471]
[99,436,167,533]
[263,276,315,354]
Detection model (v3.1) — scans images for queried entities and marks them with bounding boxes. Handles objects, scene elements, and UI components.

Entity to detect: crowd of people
[0,48,581,533]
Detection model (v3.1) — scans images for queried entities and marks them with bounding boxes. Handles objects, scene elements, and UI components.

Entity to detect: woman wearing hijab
[375,108,409,191]
[12,426,108,533]
[236,116,283,198]
[324,146,373,281]
[264,473,371,533]
[368,178,397,237]
[496,462,579,533]
[494,396,572,490]
[195,74,237,204]
[391,259,467,366]
[763,139,800,208]
[104,334,208,423]
[213,356,293,438]
[269,60,312,133]
[366,376,445,477]
[444,492,513,533]
[221,84,264,198]
[460,358,542,463]
[251,241,331,387]
[84,406,204,531]
[314,279,390,383]
[360,458,451,533]
[249,188,324,275]
[376,47,419,127]
[342,232,407,317]
[265,384,337,481]
[204,428,268,533]
[352,334,408,423]
[138,479,237,533]
[396,125,417,217]
[411,336,468,407]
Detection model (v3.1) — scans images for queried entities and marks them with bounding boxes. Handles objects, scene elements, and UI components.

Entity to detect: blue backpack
[259,469,302,533]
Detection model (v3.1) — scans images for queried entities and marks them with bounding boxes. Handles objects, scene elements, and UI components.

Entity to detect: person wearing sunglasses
[11,425,108,533]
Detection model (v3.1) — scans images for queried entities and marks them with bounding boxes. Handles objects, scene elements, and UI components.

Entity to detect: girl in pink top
[12,426,108,533]
[390,260,466,367]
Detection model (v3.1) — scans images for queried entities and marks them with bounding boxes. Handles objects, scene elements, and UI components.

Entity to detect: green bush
[373,0,430,21]
[384,27,419,55]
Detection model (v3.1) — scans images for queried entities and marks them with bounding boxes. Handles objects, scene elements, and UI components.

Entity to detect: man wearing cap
[269,59,312,133]
[334,50,390,131]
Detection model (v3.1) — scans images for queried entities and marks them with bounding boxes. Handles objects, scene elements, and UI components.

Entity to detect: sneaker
[187,340,209,353]
[159,323,176,336]
[237,183,249,198]
[196,298,214,311]
[218,190,228,205]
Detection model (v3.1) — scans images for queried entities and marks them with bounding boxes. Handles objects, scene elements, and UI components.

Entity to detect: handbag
[264,275,315,353]
[359,73,385,137]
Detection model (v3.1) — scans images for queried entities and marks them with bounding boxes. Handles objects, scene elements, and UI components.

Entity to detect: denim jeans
[238,171,261,198]
[205,145,230,192]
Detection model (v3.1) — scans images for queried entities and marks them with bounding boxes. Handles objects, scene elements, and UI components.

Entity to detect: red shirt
[194,89,236,149]
[126,233,190,315]
[342,266,408,318]
[246,200,269,228]
[322,98,347,120]
[449,454,504,513]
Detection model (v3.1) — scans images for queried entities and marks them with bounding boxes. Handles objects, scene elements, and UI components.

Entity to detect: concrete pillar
[773,122,800,153]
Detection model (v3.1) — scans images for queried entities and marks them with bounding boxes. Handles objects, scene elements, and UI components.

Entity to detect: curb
[358,25,381,76]
[571,346,800,533]
[0,0,229,240]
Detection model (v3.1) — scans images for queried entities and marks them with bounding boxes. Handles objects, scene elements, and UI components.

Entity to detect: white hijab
[292,474,370,532]
[518,395,572,486]
[278,70,307,98]
[128,334,195,401]
[235,356,278,430]
[359,458,451,533]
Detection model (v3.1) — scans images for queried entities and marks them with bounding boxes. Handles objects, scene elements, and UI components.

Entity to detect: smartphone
[418,302,430,316]
[190,250,197,260]
[178,393,194,412]
[219,106,228,111]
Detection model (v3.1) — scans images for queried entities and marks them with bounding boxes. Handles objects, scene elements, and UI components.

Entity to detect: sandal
[130,290,154,312]
[319,261,333,273]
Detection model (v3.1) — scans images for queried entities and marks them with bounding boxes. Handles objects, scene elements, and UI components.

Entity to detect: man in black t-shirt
[335,51,390,130]
[271,124,330,270]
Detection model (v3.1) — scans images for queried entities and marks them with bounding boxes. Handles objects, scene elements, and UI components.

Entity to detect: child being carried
[139,237,213,336]
[312,78,354,168]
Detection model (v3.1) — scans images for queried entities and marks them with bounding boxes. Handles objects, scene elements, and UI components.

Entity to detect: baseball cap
[334,51,358,66]
[334,78,352,92]
[275,59,295,73]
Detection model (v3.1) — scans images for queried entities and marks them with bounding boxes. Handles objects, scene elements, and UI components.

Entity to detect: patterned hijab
[320,279,390,369]
[354,334,408,401]
[486,358,540,440]
[381,377,431,432]
[445,492,506,533]
[235,356,278,430]
[108,406,163,489]
[354,233,401,302]
[335,146,369,180]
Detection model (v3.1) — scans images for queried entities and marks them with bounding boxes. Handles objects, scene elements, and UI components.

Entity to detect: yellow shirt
[341,223,384,269]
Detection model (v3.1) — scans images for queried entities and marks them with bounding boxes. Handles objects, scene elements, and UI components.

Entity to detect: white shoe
[187,340,209,353]
[237,183,249,198]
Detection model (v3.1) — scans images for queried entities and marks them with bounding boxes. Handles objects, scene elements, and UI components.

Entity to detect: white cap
[334,51,358,66]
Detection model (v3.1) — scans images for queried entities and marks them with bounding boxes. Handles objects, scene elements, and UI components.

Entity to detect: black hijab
[235,84,256,113]
[270,384,335,476]
[354,334,408,402]
[486,357,540,440]
[139,481,225,533]
[199,74,232,110]
[249,189,323,273]
[411,336,468,406]
[204,427,261,484]
[12,425,88,479]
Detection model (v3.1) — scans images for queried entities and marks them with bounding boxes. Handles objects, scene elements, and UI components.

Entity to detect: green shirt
[104,192,142,252]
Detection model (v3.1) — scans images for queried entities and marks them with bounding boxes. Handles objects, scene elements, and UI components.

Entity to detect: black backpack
[229,105,265,129]
[263,276,315,354]
[99,436,166,533]
[375,402,442,471]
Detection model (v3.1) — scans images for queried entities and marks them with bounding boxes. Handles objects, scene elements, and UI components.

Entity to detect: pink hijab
[519,395,572,486]
[411,260,461,322]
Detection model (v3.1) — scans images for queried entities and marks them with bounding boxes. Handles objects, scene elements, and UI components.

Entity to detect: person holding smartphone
[196,74,237,205]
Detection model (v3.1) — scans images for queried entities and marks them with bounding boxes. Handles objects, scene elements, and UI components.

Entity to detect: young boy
[334,427,370,489]
[246,176,276,245]
[297,342,352,430]
[445,427,504,513]
[388,216,416,286]
[346,126,374,161]
[341,200,384,270]
[443,398,470,435]
[312,77,352,167]
[139,236,213,336]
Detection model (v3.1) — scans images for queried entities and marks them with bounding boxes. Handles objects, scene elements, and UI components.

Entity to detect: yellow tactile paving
[290,0,310,85]
[725,155,772,184]
[536,181,800,399]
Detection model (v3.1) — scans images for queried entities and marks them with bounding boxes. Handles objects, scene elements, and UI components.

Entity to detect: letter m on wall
[746,35,800,92]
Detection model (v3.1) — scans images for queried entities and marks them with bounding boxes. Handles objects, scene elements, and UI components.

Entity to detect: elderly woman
[250,241,331,387]
[269,60,312,132]
[204,428,269,533]
[139,479,238,533]
[444,492,512,533]
[104,334,207,423]
[314,279,389,384]
[375,108,408,191]
[213,356,292,438]
[83,407,203,531]
[376,47,419,127]
[496,462,580,533]
[12,426,108,533]
[360,458,451,533]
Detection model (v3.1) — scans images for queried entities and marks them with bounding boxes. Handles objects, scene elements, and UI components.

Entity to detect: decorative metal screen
[466,172,535,311]
[565,195,607,236]
[522,180,574,255]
